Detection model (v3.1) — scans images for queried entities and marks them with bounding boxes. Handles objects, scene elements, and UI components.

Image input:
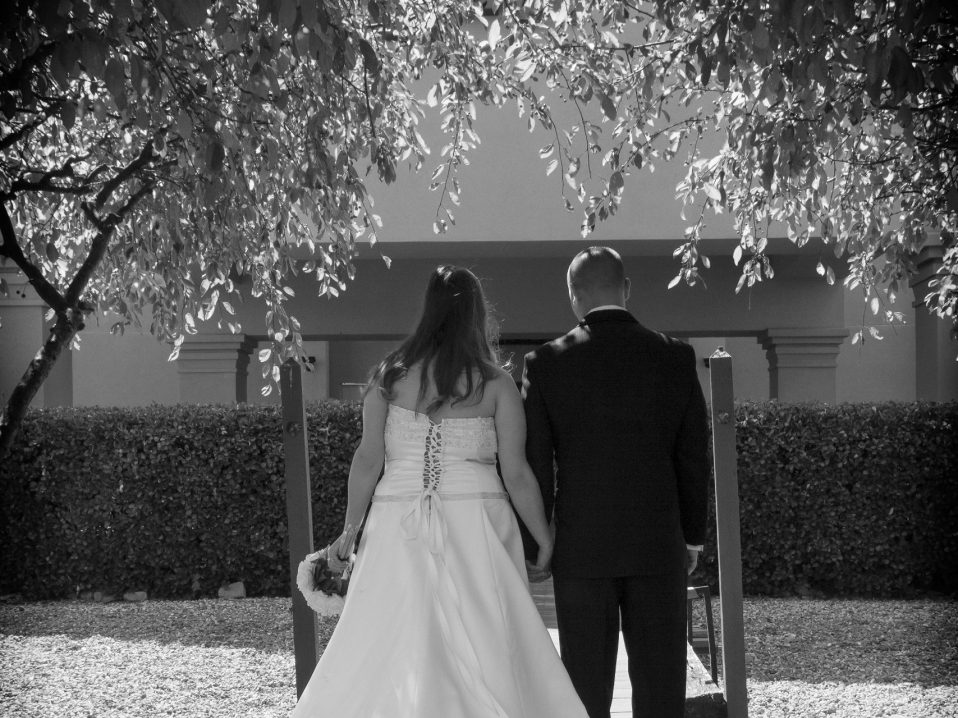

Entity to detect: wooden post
[708,348,748,717]
[281,359,318,698]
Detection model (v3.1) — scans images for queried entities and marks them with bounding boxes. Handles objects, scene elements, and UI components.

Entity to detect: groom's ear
[624,277,631,302]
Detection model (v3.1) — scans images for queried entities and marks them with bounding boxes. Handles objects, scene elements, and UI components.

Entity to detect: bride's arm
[331,385,388,563]
[493,372,554,569]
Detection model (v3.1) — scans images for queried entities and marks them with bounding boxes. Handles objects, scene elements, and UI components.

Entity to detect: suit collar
[578,307,638,328]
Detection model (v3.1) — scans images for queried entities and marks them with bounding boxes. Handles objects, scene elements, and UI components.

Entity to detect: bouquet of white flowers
[295,547,353,617]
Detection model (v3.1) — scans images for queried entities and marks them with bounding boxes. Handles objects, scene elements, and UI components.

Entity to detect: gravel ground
[737,599,958,718]
[1,596,956,717]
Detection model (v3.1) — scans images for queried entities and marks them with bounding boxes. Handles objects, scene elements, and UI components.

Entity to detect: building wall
[2,247,923,409]
[836,290,916,403]
[248,249,846,338]
[244,339,331,405]
[0,88,932,409]
[0,298,47,407]
[365,84,735,245]
[205,247,892,405]
[72,321,180,407]
[329,339,399,400]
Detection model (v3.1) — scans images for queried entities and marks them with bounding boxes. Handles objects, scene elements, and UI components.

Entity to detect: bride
[292,266,587,717]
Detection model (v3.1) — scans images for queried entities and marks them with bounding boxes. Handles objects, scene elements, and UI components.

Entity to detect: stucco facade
[1,100,953,408]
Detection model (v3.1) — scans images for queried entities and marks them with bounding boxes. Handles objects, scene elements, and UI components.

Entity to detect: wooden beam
[281,359,318,698]
[708,348,748,718]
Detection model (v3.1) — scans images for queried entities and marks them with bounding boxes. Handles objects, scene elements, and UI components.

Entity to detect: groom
[522,246,709,718]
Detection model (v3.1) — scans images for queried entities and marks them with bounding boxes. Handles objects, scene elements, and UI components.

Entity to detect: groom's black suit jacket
[522,308,709,578]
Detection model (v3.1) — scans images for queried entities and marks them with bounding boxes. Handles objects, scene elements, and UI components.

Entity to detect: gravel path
[1,596,955,717]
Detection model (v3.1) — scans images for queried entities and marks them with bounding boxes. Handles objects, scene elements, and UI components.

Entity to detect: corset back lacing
[398,421,447,553]
[388,417,509,718]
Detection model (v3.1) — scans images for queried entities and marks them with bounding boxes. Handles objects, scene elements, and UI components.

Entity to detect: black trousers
[553,570,687,718]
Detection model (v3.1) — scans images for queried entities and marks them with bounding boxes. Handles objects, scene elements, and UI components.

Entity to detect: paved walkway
[530,578,720,718]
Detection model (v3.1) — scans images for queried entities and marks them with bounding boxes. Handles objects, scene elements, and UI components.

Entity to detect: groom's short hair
[568,246,626,294]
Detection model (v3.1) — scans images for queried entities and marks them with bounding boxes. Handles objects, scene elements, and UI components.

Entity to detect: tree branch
[64,218,112,307]
[94,141,157,209]
[362,66,378,139]
[0,307,84,461]
[0,40,57,92]
[5,160,114,201]
[0,201,67,311]
[80,201,107,232]
[67,180,154,306]
[110,181,154,225]
[0,103,61,153]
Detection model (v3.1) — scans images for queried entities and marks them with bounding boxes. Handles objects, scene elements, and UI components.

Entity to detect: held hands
[525,540,553,583]
[526,519,555,583]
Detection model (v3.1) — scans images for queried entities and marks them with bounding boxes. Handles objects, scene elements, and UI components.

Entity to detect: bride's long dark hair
[371,265,502,413]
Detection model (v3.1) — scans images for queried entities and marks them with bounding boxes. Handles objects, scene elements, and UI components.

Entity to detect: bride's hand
[328,524,358,573]
[525,540,553,583]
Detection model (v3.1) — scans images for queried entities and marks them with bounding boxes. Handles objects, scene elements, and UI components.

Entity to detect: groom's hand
[686,547,700,575]
[526,542,553,583]
[526,559,551,583]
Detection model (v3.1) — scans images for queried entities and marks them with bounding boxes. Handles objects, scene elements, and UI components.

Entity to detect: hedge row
[697,402,958,597]
[2,401,956,599]
[0,403,360,600]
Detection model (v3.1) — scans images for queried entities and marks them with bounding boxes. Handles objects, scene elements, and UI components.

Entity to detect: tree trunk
[0,157,152,461]
[0,309,84,460]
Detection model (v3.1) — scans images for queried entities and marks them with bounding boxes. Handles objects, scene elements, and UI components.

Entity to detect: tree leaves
[603,0,957,330]
[488,18,502,49]
[277,0,298,31]
[598,93,616,121]
[358,38,380,76]
[80,36,109,76]
[703,183,721,202]
[155,0,209,30]
[2,0,956,435]
[103,58,127,110]
[175,110,193,141]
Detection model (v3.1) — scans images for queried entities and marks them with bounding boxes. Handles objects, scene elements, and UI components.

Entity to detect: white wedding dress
[292,404,588,717]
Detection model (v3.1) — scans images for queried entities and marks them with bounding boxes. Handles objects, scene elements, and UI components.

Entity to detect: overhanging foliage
[2,0,955,456]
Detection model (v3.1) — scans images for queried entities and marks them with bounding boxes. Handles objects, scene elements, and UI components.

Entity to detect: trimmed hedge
[698,402,958,597]
[0,403,360,600]
[1,401,956,599]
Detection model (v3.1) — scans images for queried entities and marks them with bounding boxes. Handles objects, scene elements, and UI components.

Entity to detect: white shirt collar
[587,304,627,313]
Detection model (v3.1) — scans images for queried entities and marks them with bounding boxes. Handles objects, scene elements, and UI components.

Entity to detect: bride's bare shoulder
[490,365,516,383]
[487,367,520,400]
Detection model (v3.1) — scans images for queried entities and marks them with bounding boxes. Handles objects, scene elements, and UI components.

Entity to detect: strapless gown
[291,404,588,717]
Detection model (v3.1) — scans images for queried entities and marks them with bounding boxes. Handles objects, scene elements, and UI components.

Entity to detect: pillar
[176,333,255,404]
[910,245,958,402]
[760,328,848,403]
